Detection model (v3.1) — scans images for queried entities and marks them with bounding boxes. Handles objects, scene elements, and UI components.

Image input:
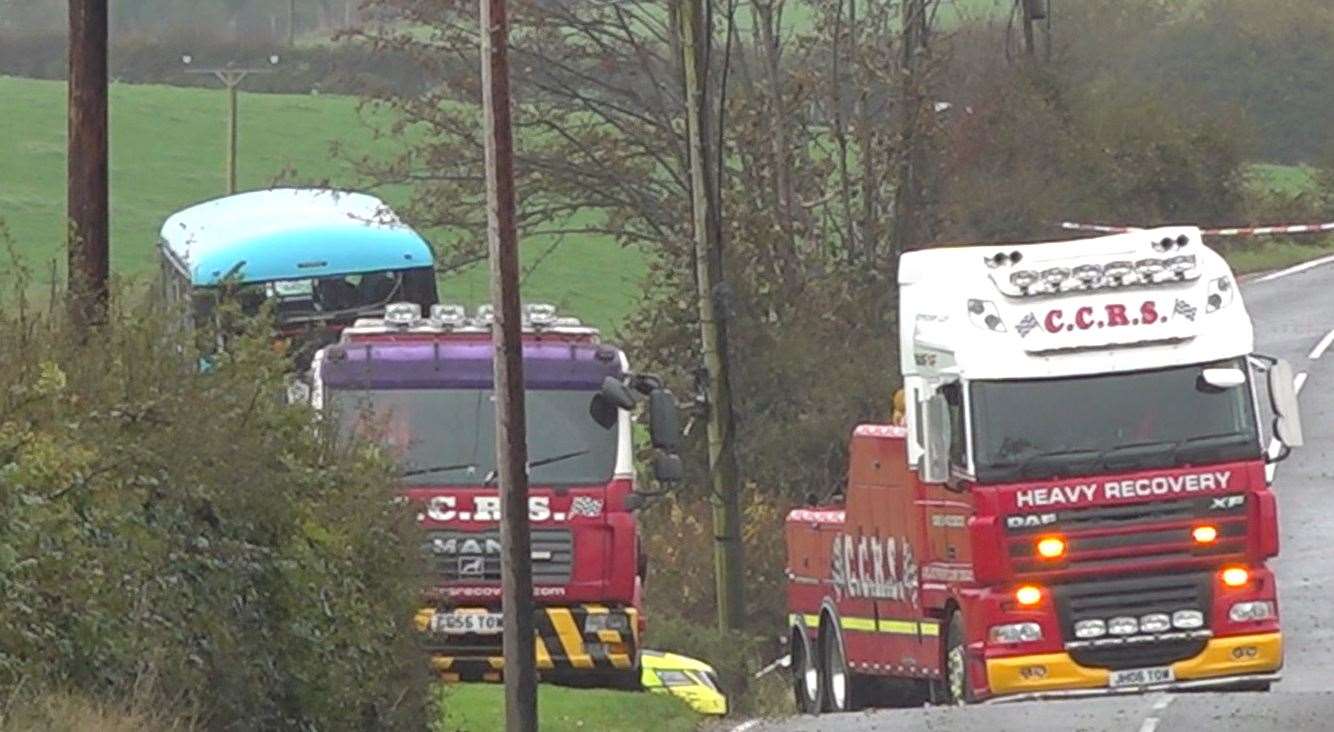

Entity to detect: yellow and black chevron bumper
[417,605,640,682]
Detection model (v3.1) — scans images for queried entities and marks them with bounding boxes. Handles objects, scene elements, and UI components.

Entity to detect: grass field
[3,74,1329,332]
[0,76,644,331]
[437,683,699,732]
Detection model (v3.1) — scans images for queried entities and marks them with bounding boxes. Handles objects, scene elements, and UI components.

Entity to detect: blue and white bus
[157,187,438,363]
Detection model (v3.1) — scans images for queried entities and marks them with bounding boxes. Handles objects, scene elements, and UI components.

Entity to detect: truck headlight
[1229,601,1276,622]
[989,622,1042,643]
[584,613,630,634]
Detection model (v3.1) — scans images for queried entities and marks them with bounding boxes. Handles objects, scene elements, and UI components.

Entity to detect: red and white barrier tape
[1061,221,1334,237]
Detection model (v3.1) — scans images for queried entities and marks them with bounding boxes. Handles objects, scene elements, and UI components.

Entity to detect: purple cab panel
[320,341,623,390]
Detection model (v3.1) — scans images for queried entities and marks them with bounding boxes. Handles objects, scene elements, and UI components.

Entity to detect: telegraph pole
[679,0,745,631]
[67,0,110,329]
[480,0,538,728]
[182,55,280,194]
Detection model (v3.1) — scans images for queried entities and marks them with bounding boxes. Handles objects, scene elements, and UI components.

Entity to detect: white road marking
[1295,371,1308,393]
[1310,329,1334,361]
[1256,254,1334,283]
[730,721,762,732]
[1138,695,1176,732]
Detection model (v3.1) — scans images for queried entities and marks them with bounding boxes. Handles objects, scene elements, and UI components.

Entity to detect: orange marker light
[1036,536,1067,559]
[1015,585,1043,606]
[1221,566,1249,587]
[1192,525,1218,544]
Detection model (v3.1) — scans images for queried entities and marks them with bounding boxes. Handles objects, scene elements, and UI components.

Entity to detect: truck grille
[1006,494,1247,574]
[1053,571,1212,670]
[424,528,573,584]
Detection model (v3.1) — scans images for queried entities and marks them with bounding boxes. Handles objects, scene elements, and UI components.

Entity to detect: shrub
[0,267,431,728]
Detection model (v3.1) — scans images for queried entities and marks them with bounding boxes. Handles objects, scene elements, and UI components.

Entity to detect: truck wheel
[822,623,864,712]
[944,612,972,705]
[792,628,823,714]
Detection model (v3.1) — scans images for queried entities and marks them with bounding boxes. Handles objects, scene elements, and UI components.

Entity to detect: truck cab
[309,303,680,685]
[785,227,1303,712]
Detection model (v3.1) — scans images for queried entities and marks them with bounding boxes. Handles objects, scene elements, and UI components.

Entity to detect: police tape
[1060,221,1334,237]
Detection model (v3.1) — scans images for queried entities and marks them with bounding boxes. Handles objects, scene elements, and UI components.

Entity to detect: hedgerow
[0,265,430,729]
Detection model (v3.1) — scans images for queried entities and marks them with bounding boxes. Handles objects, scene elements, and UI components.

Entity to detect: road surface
[747,256,1334,731]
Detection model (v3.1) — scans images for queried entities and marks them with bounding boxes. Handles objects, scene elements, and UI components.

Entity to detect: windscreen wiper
[1006,448,1104,480]
[1171,433,1251,464]
[482,449,591,487]
[401,462,477,478]
[528,449,591,471]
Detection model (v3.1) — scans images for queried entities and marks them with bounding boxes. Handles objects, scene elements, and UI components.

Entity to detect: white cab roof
[899,227,1252,380]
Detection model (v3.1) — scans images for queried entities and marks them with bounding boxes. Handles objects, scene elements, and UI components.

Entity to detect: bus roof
[159,188,434,286]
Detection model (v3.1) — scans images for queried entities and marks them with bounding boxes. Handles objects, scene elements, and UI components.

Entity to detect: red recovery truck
[309,302,682,686]
[785,227,1305,712]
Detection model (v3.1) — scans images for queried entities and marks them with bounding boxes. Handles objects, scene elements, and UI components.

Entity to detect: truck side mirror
[921,394,951,483]
[649,388,682,452]
[600,376,638,411]
[653,453,684,484]
[1268,359,1304,448]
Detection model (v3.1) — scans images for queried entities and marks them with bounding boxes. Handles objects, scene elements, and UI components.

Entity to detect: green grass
[0,76,644,331]
[1248,163,1320,197]
[436,684,699,732]
[1225,239,1334,276]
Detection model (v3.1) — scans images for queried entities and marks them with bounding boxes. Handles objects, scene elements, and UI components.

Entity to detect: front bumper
[986,631,1281,701]
[416,605,640,682]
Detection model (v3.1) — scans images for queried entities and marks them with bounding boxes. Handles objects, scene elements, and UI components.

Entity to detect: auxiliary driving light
[1041,268,1071,288]
[1036,536,1067,559]
[1221,566,1250,587]
[1172,610,1205,630]
[1010,270,1040,290]
[1166,255,1197,276]
[1107,616,1139,636]
[1074,619,1107,639]
[1103,260,1134,281]
[1229,601,1276,623]
[1139,613,1171,633]
[990,622,1043,644]
[430,304,468,327]
[1015,585,1043,606]
[1134,258,1165,280]
[1192,525,1218,544]
[384,302,423,325]
[1072,264,1103,287]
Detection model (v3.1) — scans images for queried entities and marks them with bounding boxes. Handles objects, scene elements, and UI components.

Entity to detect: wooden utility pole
[183,58,279,194]
[289,0,297,46]
[67,0,110,329]
[480,0,537,728]
[679,0,745,631]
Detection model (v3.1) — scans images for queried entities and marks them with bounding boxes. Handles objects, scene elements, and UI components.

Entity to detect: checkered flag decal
[1016,313,1040,337]
[1174,299,1197,322]
[569,496,604,518]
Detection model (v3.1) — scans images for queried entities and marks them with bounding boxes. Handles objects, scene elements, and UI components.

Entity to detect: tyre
[821,619,865,712]
[792,628,823,714]
[944,612,973,705]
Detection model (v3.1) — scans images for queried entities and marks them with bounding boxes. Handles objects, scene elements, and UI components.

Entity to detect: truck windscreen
[970,359,1260,483]
[329,388,618,486]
